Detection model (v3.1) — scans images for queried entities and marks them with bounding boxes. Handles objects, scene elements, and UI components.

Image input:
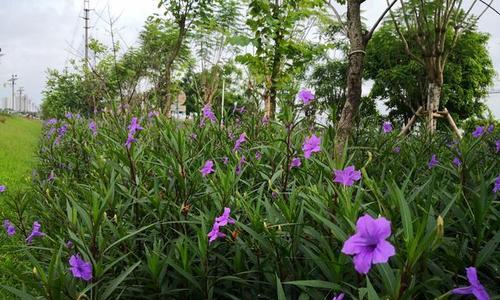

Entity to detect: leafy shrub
[0,106,498,299]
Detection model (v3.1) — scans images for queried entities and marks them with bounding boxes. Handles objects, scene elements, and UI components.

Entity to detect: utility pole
[83,0,90,66]
[7,74,18,111]
[17,87,24,112]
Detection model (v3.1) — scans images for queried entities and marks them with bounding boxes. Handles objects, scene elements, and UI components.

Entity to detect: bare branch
[323,0,347,33]
[387,0,424,65]
[365,0,398,42]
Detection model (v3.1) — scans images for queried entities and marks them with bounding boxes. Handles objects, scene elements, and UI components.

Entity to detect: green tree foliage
[237,0,325,118]
[365,23,495,122]
[41,68,91,119]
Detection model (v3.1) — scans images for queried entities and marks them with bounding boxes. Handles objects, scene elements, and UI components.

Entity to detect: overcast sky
[0,0,499,117]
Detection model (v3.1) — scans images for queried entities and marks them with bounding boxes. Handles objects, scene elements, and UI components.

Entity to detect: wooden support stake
[399,106,423,137]
[444,108,462,139]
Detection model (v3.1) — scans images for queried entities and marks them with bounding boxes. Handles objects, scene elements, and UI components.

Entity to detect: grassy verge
[0,116,41,191]
[0,116,41,295]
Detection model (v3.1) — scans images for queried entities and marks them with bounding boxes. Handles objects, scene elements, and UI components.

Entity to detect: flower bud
[436,215,444,239]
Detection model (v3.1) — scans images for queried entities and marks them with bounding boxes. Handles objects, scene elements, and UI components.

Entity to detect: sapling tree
[157,0,212,115]
[324,0,397,158]
[387,0,493,132]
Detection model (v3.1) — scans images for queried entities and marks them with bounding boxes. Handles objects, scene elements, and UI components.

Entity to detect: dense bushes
[0,106,499,299]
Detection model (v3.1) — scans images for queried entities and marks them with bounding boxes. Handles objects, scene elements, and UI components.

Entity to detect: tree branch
[365,0,398,42]
[323,0,347,33]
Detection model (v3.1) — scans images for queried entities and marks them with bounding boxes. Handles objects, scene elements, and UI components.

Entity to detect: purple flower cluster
[333,166,361,186]
[382,121,393,133]
[494,176,500,193]
[69,254,93,281]
[3,219,16,236]
[0,185,6,193]
[302,135,321,159]
[201,104,217,125]
[89,120,97,137]
[125,117,144,149]
[208,207,235,244]
[26,221,45,244]
[428,154,439,169]
[290,157,301,169]
[472,126,485,138]
[54,124,69,145]
[233,133,246,152]
[200,160,215,177]
[342,214,396,274]
[298,89,315,105]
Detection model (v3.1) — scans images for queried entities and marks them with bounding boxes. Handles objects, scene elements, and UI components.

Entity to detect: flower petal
[451,286,474,295]
[355,214,376,237]
[466,267,479,286]
[472,286,490,300]
[341,233,368,255]
[353,250,373,274]
[373,217,392,240]
[372,240,395,264]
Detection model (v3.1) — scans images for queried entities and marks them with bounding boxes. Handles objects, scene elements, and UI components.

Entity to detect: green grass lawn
[0,116,41,295]
[0,116,41,191]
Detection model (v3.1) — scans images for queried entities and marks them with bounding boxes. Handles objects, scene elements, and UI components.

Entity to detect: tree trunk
[264,0,283,120]
[162,24,186,117]
[335,0,365,158]
[426,82,442,133]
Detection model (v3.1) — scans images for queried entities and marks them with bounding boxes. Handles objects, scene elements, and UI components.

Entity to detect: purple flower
[494,176,500,193]
[215,207,236,227]
[48,170,56,182]
[472,126,485,138]
[208,222,226,244]
[290,157,301,169]
[208,207,235,244]
[255,151,262,161]
[233,133,246,152]
[66,240,74,249]
[302,134,321,159]
[236,155,246,175]
[298,89,315,105]
[487,124,494,133]
[148,111,160,119]
[202,104,217,123]
[65,112,73,119]
[428,154,439,169]
[332,293,344,300]
[189,133,197,141]
[223,156,229,165]
[26,221,45,244]
[393,146,401,153]
[0,185,6,193]
[341,214,396,274]
[262,115,269,125]
[496,140,500,153]
[452,267,490,300]
[69,254,93,281]
[382,121,393,133]
[125,134,137,149]
[45,118,57,126]
[3,220,16,236]
[89,121,97,136]
[200,160,215,177]
[333,166,362,187]
[453,157,462,167]
[127,117,144,135]
[271,191,278,198]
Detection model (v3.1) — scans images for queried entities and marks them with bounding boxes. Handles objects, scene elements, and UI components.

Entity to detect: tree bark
[334,0,365,158]
[264,0,283,120]
[426,82,442,133]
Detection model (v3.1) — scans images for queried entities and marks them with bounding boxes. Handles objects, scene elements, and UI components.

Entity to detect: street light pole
[7,74,18,111]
